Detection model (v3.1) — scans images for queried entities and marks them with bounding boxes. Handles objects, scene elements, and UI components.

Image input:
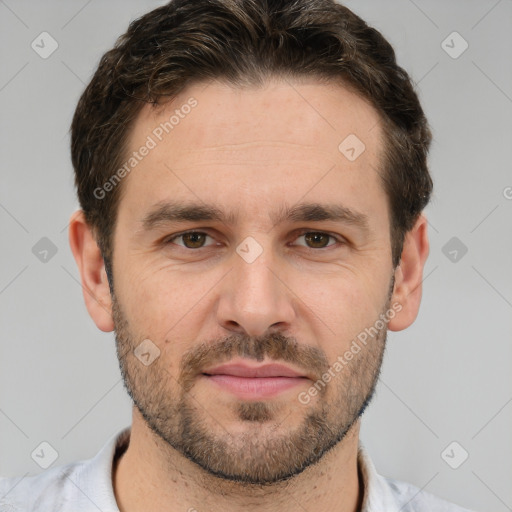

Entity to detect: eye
[166,231,216,249]
[293,231,339,249]
[164,230,341,251]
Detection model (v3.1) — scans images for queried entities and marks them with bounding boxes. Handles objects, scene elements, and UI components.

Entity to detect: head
[69,0,431,485]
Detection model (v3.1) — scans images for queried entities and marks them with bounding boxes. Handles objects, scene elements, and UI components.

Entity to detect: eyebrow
[141,201,370,233]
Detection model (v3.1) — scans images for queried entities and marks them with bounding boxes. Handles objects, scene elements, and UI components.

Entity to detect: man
[0,0,475,510]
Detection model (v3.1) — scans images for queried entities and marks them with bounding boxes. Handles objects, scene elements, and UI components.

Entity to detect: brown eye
[169,231,212,249]
[182,232,207,248]
[303,232,334,248]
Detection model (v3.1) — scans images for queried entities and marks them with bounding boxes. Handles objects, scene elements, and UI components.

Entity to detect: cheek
[115,261,218,342]
[294,270,390,356]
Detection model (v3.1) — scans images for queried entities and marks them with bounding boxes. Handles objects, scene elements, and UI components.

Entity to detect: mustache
[178,332,330,392]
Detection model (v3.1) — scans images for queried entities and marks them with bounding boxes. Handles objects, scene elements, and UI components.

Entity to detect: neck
[113,409,363,512]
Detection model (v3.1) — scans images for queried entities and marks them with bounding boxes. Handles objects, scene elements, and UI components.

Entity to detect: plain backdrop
[1,1,511,511]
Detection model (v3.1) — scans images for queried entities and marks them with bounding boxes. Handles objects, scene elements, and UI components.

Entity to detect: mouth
[201,361,310,399]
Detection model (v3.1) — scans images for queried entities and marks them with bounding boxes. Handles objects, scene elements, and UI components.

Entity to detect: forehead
[120,78,386,226]
[133,78,382,156]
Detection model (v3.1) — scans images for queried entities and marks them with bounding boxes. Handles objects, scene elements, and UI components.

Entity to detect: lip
[201,361,309,399]
[203,362,305,378]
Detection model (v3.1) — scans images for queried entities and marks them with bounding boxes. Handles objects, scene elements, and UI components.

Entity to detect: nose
[216,248,296,338]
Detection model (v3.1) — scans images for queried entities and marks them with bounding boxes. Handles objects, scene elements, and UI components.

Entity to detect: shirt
[0,426,475,511]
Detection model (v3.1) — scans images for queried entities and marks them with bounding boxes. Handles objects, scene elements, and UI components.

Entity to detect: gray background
[1,1,511,510]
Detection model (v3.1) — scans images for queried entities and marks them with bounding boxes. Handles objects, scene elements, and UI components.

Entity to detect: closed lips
[202,363,306,379]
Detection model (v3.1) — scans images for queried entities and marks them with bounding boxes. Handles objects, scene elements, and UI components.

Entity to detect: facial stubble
[112,293,389,486]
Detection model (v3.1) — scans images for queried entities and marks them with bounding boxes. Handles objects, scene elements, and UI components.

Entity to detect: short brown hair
[71,0,432,274]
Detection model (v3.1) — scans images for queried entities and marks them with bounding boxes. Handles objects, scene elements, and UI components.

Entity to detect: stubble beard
[112,296,388,486]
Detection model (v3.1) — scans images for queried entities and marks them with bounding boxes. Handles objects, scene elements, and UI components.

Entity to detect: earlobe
[388,214,430,332]
[68,211,115,332]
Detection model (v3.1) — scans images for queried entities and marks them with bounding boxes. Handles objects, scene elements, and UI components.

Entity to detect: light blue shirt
[0,427,475,511]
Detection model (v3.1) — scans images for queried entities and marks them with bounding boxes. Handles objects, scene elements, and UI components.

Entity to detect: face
[110,79,396,484]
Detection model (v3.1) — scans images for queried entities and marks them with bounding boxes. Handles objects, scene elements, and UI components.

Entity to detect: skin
[69,78,429,512]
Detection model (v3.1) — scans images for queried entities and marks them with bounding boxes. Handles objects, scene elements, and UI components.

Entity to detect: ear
[388,214,430,332]
[68,210,114,332]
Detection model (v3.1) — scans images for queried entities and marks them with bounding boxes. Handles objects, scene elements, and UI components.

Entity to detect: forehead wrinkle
[176,140,320,152]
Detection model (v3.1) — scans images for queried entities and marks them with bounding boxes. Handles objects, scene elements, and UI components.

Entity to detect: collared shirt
[0,426,475,511]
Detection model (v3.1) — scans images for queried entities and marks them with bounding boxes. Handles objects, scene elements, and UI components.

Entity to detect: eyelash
[164,230,344,250]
